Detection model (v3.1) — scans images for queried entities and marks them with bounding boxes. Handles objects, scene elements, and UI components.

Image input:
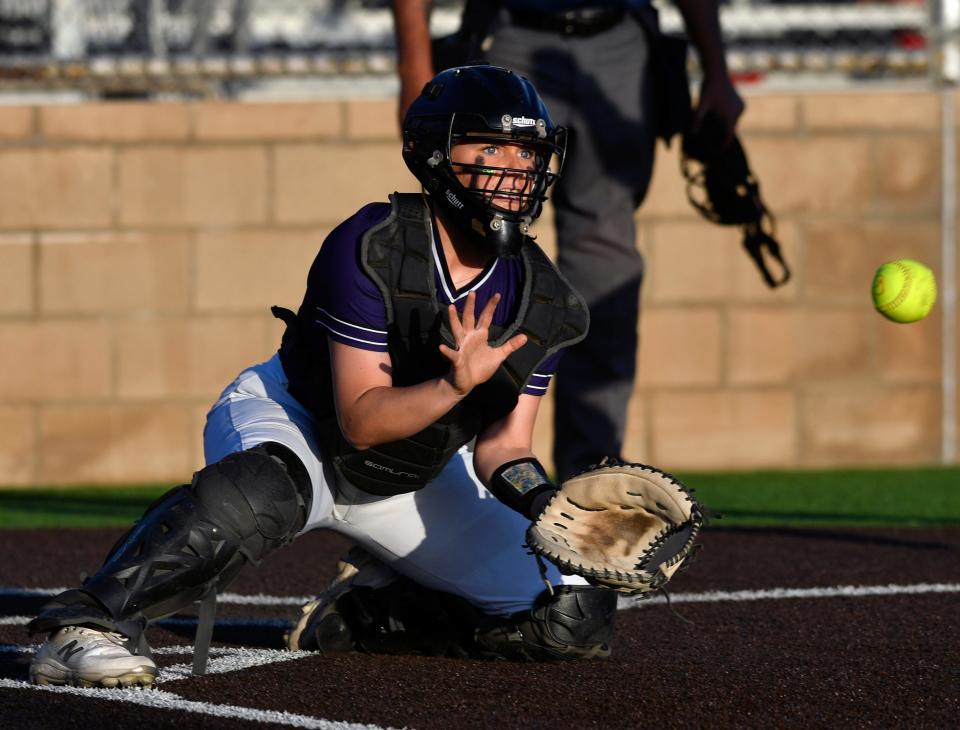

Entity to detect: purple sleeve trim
[315,305,389,352]
[521,351,562,396]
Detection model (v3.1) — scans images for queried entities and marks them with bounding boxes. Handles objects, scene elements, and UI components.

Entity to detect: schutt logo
[445,190,465,209]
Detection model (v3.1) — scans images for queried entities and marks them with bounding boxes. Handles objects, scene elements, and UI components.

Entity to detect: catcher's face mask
[449,135,555,216]
[681,115,790,288]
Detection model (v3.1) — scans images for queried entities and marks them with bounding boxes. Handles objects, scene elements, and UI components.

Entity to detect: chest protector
[276,193,588,496]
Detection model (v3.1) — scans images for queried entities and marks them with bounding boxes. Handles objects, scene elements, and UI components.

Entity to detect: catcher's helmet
[402,64,566,257]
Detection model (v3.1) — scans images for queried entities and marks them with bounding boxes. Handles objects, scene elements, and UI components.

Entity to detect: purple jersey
[303,202,561,396]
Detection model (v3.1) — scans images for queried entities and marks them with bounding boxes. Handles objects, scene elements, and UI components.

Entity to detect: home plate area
[1,526,959,729]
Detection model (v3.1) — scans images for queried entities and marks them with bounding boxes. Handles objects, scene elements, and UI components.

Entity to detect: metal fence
[0,1,945,98]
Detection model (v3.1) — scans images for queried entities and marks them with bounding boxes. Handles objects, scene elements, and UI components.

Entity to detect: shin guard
[28,444,311,653]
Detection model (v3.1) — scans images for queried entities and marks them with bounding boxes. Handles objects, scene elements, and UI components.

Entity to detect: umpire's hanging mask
[402,64,567,258]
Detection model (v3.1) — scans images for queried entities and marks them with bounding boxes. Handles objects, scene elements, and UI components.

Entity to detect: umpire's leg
[486,15,657,480]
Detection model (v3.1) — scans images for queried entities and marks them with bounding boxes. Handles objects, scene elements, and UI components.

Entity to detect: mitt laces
[655,585,695,626]
[529,549,555,597]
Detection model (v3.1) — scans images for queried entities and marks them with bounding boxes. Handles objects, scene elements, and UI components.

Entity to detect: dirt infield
[2,526,958,729]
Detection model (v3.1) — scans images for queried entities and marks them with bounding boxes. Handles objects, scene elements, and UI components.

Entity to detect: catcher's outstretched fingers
[439,292,527,396]
[476,290,497,330]
[525,460,704,595]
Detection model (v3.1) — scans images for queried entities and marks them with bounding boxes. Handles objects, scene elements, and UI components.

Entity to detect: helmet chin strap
[426,194,499,270]
[423,178,533,260]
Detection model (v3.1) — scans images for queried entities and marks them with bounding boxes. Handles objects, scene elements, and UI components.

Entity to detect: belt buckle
[558,8,618,37]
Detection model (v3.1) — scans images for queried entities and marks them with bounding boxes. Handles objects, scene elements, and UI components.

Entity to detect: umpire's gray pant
[485,12,657,480]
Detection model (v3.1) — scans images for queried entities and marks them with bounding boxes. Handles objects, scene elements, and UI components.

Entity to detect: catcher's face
[450,139,540,213]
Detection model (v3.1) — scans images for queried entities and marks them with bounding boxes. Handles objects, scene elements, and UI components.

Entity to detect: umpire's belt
[508,6,627,37]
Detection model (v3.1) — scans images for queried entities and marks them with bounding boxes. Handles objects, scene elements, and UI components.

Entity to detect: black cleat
[285,546,388,652]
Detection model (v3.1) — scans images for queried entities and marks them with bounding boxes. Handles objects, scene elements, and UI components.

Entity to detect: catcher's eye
[479,144,535,161]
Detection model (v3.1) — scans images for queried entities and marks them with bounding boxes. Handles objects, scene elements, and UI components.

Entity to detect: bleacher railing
[0,1,944,97]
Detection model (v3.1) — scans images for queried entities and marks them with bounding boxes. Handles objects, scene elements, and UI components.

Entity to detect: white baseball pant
[203,354,586,617]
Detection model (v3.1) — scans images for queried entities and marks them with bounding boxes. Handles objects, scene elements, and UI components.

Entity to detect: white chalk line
[0,615,291,628]
[0,642,313,683]
[0,678,397,730]
[2,644,282,656]
[2,582,958,629]
[1,587,312,606]
[156,647,315,683]
[0,644,320,681]
[617,581,960,609]
[4,581,960,613]
[3,581,959,728]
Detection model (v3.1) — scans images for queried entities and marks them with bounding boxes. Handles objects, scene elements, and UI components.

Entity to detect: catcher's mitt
[526,460,703,594]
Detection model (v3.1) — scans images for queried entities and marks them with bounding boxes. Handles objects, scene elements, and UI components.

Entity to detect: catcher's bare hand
[439,291,527,397]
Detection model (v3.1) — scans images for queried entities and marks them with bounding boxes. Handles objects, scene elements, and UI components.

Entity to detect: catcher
[27,65,702,687]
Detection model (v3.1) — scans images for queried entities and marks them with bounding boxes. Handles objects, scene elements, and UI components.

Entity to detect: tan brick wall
[39,232,191,314]
[0,321,112,401]
[650,390,798,469]
[0,91,954,485]
[194,228,329,312]
[0,107,34,140]
[39,404,195,484]
[0,148,113,229]
[114,316,273,400]
[0,405,36,485]
[803,91,939,130]
[638,308,724,387]
[193,101,342,141]
[801,385,942,466]
[118,146,270,226]
[0,234,33,315]
[632,89,949,473]
[272,143,416,223]
[40,103,190,141]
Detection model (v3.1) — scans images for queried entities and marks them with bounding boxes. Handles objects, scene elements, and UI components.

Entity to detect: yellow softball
[871,259,937,324]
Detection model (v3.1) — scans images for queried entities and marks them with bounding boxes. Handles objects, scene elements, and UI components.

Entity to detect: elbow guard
[490,458,558,520]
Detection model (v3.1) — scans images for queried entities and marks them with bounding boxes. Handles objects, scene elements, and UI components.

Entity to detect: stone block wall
[0,91,953,485]
[628,90,949,471]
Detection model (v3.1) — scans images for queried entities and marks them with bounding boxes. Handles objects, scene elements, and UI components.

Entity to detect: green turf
[0,467,958,528]
[676,466,960,527]
[0,485,168,528]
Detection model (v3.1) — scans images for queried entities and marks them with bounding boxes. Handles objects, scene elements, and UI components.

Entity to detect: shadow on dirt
[152,615,289,650]
[0,646,32,681]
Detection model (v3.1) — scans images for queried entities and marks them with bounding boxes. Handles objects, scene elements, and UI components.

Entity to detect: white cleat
[30,626,157,688]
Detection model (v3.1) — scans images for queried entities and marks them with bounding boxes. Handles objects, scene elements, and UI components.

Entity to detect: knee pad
[28,443,311,637]
[477,585,618,662]
[191,442,311,557]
